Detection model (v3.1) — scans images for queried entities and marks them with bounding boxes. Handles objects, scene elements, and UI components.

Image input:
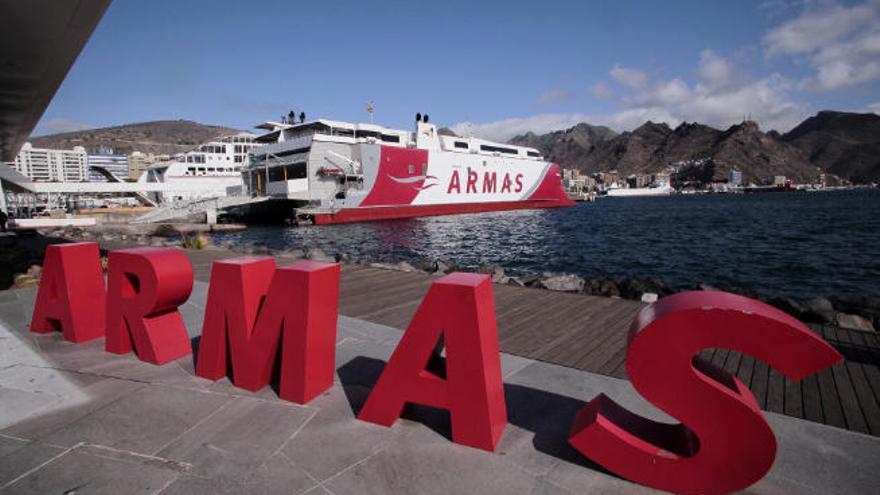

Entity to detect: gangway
[132,195,270,224]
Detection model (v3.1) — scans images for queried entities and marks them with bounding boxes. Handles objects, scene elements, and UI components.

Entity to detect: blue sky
[35,0,880,140]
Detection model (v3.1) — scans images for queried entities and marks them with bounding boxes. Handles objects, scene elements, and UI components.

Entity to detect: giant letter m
[195,257,340,404]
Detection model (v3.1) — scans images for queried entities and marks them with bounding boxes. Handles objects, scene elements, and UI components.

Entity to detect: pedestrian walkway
[1,283,878,494]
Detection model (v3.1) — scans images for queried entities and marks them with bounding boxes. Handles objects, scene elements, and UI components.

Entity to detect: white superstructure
[140,132,257,203]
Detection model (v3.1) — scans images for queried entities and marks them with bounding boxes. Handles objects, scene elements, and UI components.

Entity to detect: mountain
[509,123,617,168]
[510,117,841,184]
[782,111,880,183]
[29,120,247,156]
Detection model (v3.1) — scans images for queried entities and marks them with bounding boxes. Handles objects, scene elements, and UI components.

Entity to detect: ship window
[356,130,379,139]
[407,164,415,174]
[380,134,400,143]
[480,145,519,155]
[333,127,354,137]
[527,151,541,158]
[234,155,244,163]
[454,141,469,149]
[208,167,216,172]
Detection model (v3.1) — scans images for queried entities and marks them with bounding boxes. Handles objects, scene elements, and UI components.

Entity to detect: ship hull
[307,198,572,225]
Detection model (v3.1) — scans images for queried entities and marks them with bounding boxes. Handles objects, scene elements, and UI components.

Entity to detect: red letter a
[31,242,106,343]
[105,248,193,365]
[195,258,340,404]
[568,291,843,495]
[357,273,507,451]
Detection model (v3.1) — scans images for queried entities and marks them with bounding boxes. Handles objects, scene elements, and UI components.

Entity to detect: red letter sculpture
[31,242,106,343]
[105,247,193,365]
[195,258,340,404]
[358,273,507,452]
[568,291,843,495]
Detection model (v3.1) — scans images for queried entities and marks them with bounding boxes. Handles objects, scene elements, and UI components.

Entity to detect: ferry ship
[242,115,573,224]
[139,133,256,203]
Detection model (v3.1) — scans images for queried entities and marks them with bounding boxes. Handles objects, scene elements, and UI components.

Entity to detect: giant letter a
[358,273,507,451]
[31,242,106,343]
[195,258,340,404]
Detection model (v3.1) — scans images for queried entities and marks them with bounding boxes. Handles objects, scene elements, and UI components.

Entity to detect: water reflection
[213,190,880,299]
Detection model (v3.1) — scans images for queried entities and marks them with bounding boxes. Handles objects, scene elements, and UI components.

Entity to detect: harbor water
[211,189,880,300]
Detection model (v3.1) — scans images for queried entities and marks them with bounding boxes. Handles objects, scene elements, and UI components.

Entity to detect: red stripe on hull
[310,198,574,225]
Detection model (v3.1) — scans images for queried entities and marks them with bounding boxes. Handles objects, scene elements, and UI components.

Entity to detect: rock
[540,274,585,292]
[281,248,306,259]
[25,264,42,279]
[435,260,454,274]
[830,295,880,327]
[334,252,351,263]
[518,273,544,287]
[836,313,875,332]
[13,274,39,288]
[153,224,179,237]
[369,261,415,272]
[584,277,621,298]
[306,248,333,262]
[800,297,836,324]
[506,277,526,287]
[698,283,720,292]
[618,277,673,300]
[641,292,659,303]
[768,297,807,321]
[414,259,438,273]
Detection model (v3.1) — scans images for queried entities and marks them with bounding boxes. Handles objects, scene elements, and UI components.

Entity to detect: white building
[87,147,129,181]
[12,142,88,182]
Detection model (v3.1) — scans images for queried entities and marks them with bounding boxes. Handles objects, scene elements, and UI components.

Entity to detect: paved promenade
[176,247,880,438]
[1,280,879,494]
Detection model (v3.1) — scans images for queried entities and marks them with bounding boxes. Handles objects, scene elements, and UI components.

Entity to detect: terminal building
[87,146,129,181]
[11,142,89,182]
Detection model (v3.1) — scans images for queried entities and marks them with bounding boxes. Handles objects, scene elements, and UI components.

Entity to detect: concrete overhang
[0,0,111,162]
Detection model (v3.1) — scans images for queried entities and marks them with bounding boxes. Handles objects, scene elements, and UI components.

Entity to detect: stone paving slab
[0,282,879,494]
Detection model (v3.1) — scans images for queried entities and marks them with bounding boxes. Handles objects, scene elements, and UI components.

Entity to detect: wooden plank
[750,359,770,410]
[815,366,847,429]
[826,326,875,434]
[737,355,756,390]
[801,374,824,423]
[837,329,880,435]
[783,377,803,419]
[766,369,786,415]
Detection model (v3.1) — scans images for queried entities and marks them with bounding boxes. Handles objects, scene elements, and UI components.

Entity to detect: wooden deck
[182,249,880,437]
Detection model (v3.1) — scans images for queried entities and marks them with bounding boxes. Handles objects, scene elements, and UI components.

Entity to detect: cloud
[537,89,575,105]
[764,1,880,90]
[610,64,648,89]
[590,82,612,100]
[33,118,95,136]
[449,114,592,142]
[451,50,811,141]
[867,101,880,114]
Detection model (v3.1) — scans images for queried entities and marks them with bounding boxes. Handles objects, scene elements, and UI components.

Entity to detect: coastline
[3,223,876,333]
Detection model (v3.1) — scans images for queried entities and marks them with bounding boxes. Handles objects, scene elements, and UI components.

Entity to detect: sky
[35,0,880,142]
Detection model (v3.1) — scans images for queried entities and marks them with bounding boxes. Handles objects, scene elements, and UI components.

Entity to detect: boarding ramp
[132,195,269,223]
[89,164,158,207]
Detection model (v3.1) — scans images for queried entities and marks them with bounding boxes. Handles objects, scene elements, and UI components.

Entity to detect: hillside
[29,120,247,156]
[509,112,880,184]
[782,111,880,183]
[509,123,617,169]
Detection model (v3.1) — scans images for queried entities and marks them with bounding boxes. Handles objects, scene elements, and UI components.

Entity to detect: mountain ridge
[509,111,879,184]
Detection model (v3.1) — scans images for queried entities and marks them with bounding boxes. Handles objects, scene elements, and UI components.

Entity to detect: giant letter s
[568,291,842,495]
